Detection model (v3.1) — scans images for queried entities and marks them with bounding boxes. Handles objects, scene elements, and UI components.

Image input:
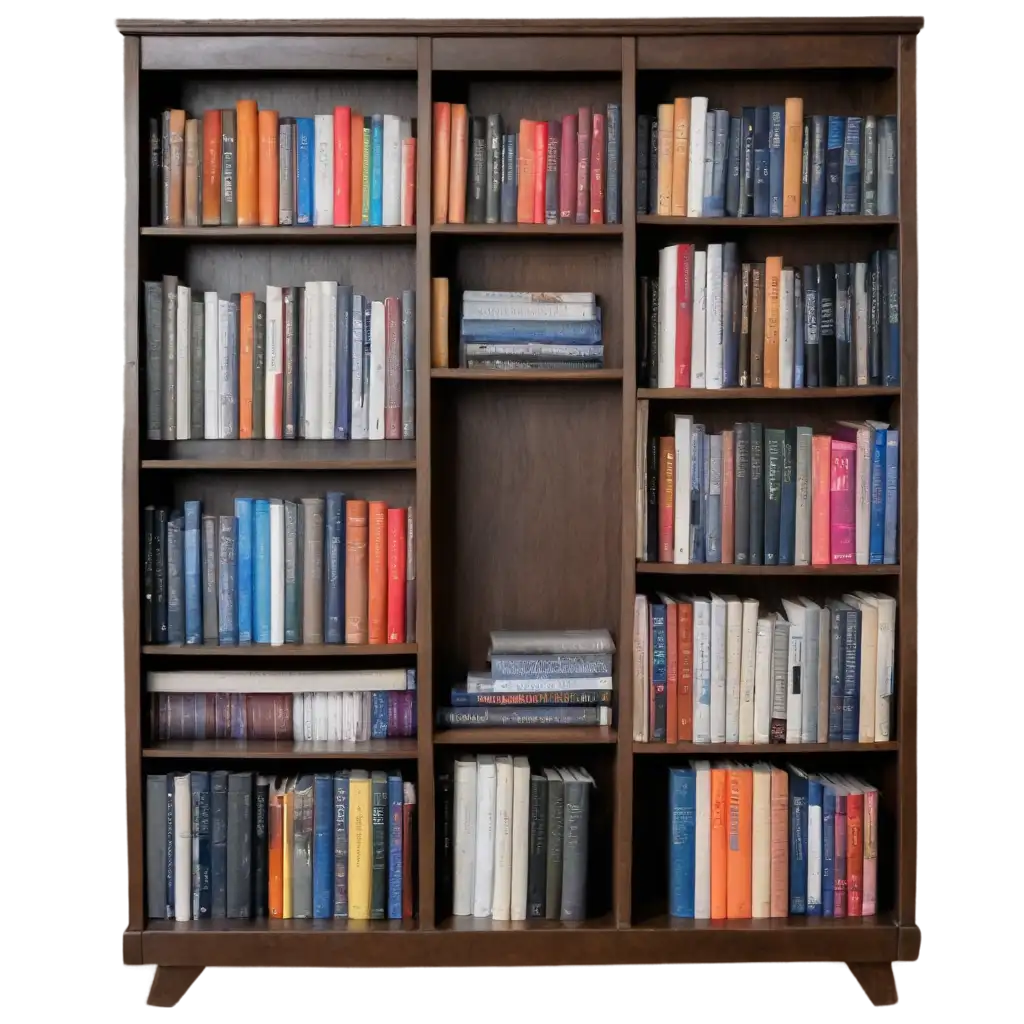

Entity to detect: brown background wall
[2,0,1024,1007]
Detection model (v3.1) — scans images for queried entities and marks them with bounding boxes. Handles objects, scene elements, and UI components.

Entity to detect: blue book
[370,115,384,226]
[793,272,805,387]
[868,423,887,564]
[788,766,809,915]
[371,692,389,737]
[884,429,900,564]
[296,117,314,225]
[190,770,212,918]
[884,249,900,385]
[753,107,770,217]
[234,498,253,645]
[806,775,823,916]
[216,516,237,645]
[779,428,797,566]
[210,770,228,918]
[810,115,826,216]
[333,772,350,918]
[689,423,705,563]
[335,286,353,439]
[252,499,271,644]
[822,783,836,917]
[825,116,845,215]
[668,767,696,918]
[826,601,848,741]
[800,117,811,216]
[166,514,184,644]
[842,605,862,742]
[449,687,611,707]
[768,104,784,216]
[650,603,667,741]
[387,773,404,920]
[705,433,722,563]
[460,312,602,344]
[722,242,739,385]
[324,492,345,644]
[704,108,729,217]
[840,116,862,214]
[183,500,202,645]
[312,774,334,919]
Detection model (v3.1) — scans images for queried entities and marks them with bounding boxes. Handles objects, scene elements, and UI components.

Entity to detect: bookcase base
[147,966,204,1007]
[848,962,898,1006]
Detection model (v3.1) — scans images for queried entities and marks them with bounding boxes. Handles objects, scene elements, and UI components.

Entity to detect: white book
[657,245,677,387]
[709,594,727,742]
[859,592,896,740]
[704,244,724,389]
[327,692,341,741]
[463,289,597,303]
[264,285,284,439]
[292,694,303,741]
[465,673,613,694]
[845,593,878,742]
[217,299,232,439]
[854,262,869,385]
[692,597,712,743]
[368,300,387,440]
[724,595,743,742]
[302,693,314,740]
[509,757,531,921]
[800,599,821,742]
[753,614,775,744]
[175,285,191,438]
[203,292,218,438]
[781,599,805,743]
[687,97,709,217]
[350,294,368,440]
[633,595,649,742]
[673,414,693,563]
[807,784,823,912]
[302,282,322,438]
[636,400,649,558]
[313,691,328,740]
[472,755,497,918]
[771,619,790,743]
[693,759,711,919]
[269,500,285,645]
[147,668,410,693]
[453,755,477,916]
[691,249,707,387]
[818,607,831,743]
[795,425,812,565]
[738,598,759,743]
[702,112,715,204]
[173,773,191,921]
[314,113,334,226]
[491,756,514,921]
[460,299,597,321]
[320,281,338,439]
[490,628,615,655]
[838,420,873,565]
[382,114,402,226]
[751,763,771,918]
[779,268,795,388]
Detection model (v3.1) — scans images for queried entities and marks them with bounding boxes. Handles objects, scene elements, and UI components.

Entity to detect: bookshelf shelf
[142,643,417,657]
[433,726,618,746]
[634,741,899,755]
[142,739,419,760]
[637,387,900,401]
[635,562,900,576]
[431,223,624,237]
[438,913,616,931]
[141,439,416,470]
[636,214,899,229]
[140,226,417,242]
[431,369,623,382]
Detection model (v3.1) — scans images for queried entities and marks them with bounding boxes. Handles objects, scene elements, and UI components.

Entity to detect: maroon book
[559,114,577,222]
[576,106,591,223]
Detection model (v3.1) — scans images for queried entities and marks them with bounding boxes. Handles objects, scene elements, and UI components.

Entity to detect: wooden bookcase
[118,18,922,1008]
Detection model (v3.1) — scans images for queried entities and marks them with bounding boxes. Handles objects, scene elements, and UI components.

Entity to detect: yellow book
[656,103,674,216]
[782,97,804,217]
[282,780,295,919]
[764,257,783,387]
[670,98,690,217]
[348,771,373,920]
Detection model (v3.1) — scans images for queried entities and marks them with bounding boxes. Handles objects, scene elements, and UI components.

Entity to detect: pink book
[811,434,831,564]
[576,106,591,224]
[559,115,577,222]
[862,785,878,916]
[833,787,848,917]
[829,438,857,563]
[384,297,402,439]
[675,243,693,386]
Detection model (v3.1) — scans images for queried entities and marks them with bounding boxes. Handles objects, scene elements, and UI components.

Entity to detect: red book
[367,501,388,645]
[658,436,675,562]
[517,119,537,223]
[559,115,577,222]
[533,121,548,225]
[811,434,831,565]
[387,508,407,643]
[675,243,694,385]
[333,106,351,226]
[401,137,416,226]
[847,787,865,917]
[448,104,468,224]
[677,601,693,741]
[829,438,857,563]
[575,106,591,224]
[402,787,415,918]
[201,110,222,225]
[665,601,678,744]
[589,112,605,224]
[384,296,402,440]
[721,429,735,563]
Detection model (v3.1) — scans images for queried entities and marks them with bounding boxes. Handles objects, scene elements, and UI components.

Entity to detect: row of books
[431,103,622,226]
[633,593,894,744]
[144,280,415,442]
[668,764,878,919]
[447,755,594,921]
[637,100,897,218]
[145,770,416,922]
[151,105,416,229]
[636,413,899,566]
[143,496,414,647]
[640,246,899,390]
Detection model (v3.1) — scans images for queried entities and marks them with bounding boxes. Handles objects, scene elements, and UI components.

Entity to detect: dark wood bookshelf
[119,16,921,1008]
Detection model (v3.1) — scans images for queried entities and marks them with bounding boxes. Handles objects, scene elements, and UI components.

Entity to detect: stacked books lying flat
[432,102,622,226]
[445,755,594,921]
[640,246,899,390]
[437,630,615,729]
[633,593,894,744]
[637,99,897,218]
[146,769,416,922]
[636,413,899,566]
[144,496,414,647]
[668,764,879,919]
[144,280,415,442]
[151,104,415,228]
[457,290,603,370]
[147,669,417,742]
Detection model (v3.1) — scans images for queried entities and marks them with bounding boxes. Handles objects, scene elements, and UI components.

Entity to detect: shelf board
[637,214,899,228]
[431,223,622,237]
[143,643,417,657]
[431,369,623,383]
[141,438,416,471]
[438,913,615,932]
[638,386,900,400]
[143,739,419,760]
[635,741,898,755]
[141,225,416,241]
[637,562,899,576]
[631,910,896,932]
[145,917,416,933]
[433,726,617,745]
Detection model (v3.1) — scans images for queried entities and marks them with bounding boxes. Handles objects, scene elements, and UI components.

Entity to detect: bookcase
[119,17,922,1008]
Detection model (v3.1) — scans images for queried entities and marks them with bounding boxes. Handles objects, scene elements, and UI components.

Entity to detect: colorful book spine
[388,773,404,919]
[312,774,334,919]
[252,499,270,644]
[668,767,696,918]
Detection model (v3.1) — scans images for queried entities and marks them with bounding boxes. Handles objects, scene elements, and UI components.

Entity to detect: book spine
[800,116,811,216]
[437,707,610,728]
[878,116,898,216]
[669,769,696,918]
[651,603,667,741]
[649,119,659,216]
[371,774,388,919]
[257,109,279,227]
[802,265,819,386]
[283,500,299,644]
[235,101,258,227]
[432,102,451,224]
[658,436,675,562]
[384,296,402,440]
[559,115,577,223]
[560,778,590,921]
[310,775,332,919]
[750,264,764,385]
[793,271,804,388]
[722,243,739,387]
[782,98,803,217]
[842,609,861,742]
[324,492,344,644]
[707,108,728,216]
[451,689,612,707]
[589,114,605,224]
[605,103,621,224]
[296,117,314,224]
[701,111,714,214]
[526,775,547,917]
[748,423,764,565]
[401,291,416,441]
[368,501,388,644]
[448,105,468,224]
[818,263,837,385]
[687,97,708,216]
[706,434,722,563]
[884,430,899,564]
[740,107,755,216]
[841,116,862,214]
[161,276,177,439]
[183,502,202,644]
[143,283,163,439]
[278,117,294,225]
[501,133,518,224]
[545,119,560,226]
[387,508,407,643]
[485,114,502,225]
[869,427,887,564]
[344,499,369,644]
[191,771,212,918]
[332,773,349,917]
[848,792,864,916]
[861,115,877,215]
[779,428,796,565]
[636,114,650,215]
[767,104,784,216]
[884,249,901,385]
[576,107,591,224]
[143,508,156,643]
[788,771,807,914]
[825,116,844,215]
[468,116,487,224]
[830,439,856,563]
[725,116,741,217]
[166,515,184,644]
[734,423,750,564]
[810,115,826,216]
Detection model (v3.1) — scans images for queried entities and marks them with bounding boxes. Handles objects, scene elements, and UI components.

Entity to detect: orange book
[281,785,294,919]
[448,104,468,224]
[432,102,451,224]
[333,106,351,226]
[677,601,694,741]
[350,110,364,226]
[769,766,789,917]
[401,137,417,226]
[238,293,255,438]
[763,256,782,387]
[533,120,548,225]
[268,785,284,918]
[655,103,673,216]
[811,434,832,565]
[184,119,200,226]
[517,119,538,223]
[657,436,674,563]
[726,766,753,919]
[710,766,729,920]
[235,99,259,226]
[847,787,865,916]
[367,500,388,645]
[387,507,407,643]
[782,97,804,217]
[670,97,690,216]
[167,109,185,226]
[721,428,735,563]
[344,499,369,643]
[258,109,279,227]
[664,600,678,744]
[431,277,449,367]
[202,110,222,225]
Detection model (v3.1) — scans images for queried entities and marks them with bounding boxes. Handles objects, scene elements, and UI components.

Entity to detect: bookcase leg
[147,966,204,1007]
[848,962,897,1006]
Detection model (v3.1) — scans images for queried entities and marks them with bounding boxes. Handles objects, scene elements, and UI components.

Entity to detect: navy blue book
[183,500,202,645]
[788,766,809,914]
[154,507,168,643]
[313,774,334,919]
[753,107,770,217]
[868,423,887,564]
[840,116,862,214]
[210,769,228,918]
[826,601,848,741]
[748,423,764,565]
[333,772,350,918]
[387,773,404,920]
[806,775,823,916]
[191,770,212,919]
[324,491,345,644]
[335,286,353,439]
[763,428,784,566]
[768,104,784,216]
[705,108,729,217]
[740,107,756,216]
[296,117,314,225]
[883,249,900,385]
[725,117,742,217]
[842,604,862,742]
[810,115,826,216]
[371,692,388,737]
[779,428,797,566]
[800,116,811,216]
[166,513,184,644]
[822,782,836,917]
[370,115,384,226]
[216,515,237,645]
[722,243,740,386]
[449,687,611,707]
[825,116,845,215]
[234,498,253,645]
[818,263,838,386]
[252,499,271,644]
[648,121,658,216]
[802,265,819,387]
[668,767,696,918]
[650,603,667,741]
[636,114,650,215]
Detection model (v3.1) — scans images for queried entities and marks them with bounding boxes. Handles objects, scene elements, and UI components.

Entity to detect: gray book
[877,115,898,216]
[335,285,353,440]
[526,772,548,918]
[401,290,416,440]
[283,286,299,439]
[161,110,171,225]
[485,114,502,224]
[300,498,325,643]
[750,263,765,386]
[543,767,565,919]
[800,602,820,743]
[770,618,790,742]
[284,500,300,643]
[725,116,742,217]
[861,115,877,215]
[190,297,205,438]
[144,282,163,440]
[702,110,715,207]
[253,299,266,439]
[279,117,295,225]
[226,772,253,919]
[706,433,722,562]
[467,116,487,224]
[201,515,218,643]
[795,426,812,565]
[161,276,177,440]
[222,294,239,439]
[210,770,228,918]
[605,105,620,224]
[734,422,750,565]
[146,773,171,919]
[292,776,314,918]
[166,514,184,644]
[220,108,236,225]
[710,108,730,215]
[560,767,592,921]
[545,119,560,226]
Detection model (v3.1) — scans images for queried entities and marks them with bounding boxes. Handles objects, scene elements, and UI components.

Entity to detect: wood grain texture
[142,35,416,70]
[147,966,204,1007]
[433,36,621,71]
[143,739,419,759]
[635,741,898,754]
[848,962,898,1005]
[432,369,623,382]
[142,643,417,657]
[638,387,900,400]
[638,34,898,70]
[141,439,416,470]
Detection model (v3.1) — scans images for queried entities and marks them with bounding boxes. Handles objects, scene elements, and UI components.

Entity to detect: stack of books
[668,764,878,919]
[458,290,603,371]
[145,769,416,922]
[437,630,615,729]
[150,104,415,228]
[636,99,897,218]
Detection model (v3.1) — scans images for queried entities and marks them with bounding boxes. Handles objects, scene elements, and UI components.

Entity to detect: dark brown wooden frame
[119,17,922,1007]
